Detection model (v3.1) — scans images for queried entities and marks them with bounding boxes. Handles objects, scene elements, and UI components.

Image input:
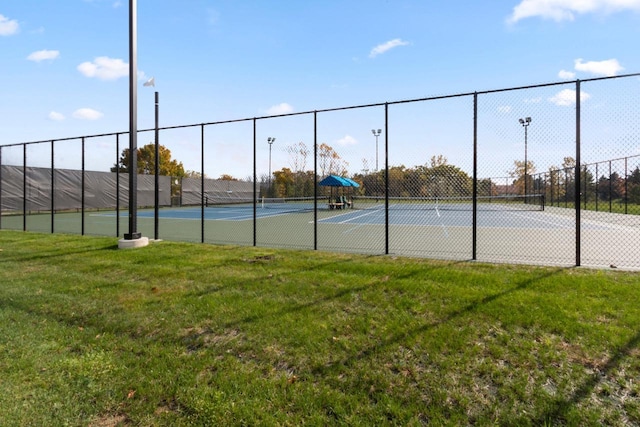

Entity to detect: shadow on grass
[214,258,475,330]
[0,244,118,264]
[311,266,566,376]
[533,328,640,424]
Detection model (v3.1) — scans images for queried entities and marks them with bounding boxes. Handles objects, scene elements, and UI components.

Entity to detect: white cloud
[369,38,410,58]
[77,56,128,80]
[72,108,104,120]
[558,69,576,79]
[574,58,624,76]
[0,14,19,35]
[27,49,60,62]
[266,103,294,115]
[507,0,640,23]
[497,105,512,113]
[548,88,591,106]
[48,111,65,121]
[337,135,358,146]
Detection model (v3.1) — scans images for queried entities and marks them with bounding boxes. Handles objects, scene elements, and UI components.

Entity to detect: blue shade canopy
[341,177,360,187]
[319,175,359,187]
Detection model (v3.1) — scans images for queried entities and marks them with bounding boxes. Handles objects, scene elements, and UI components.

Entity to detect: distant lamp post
[267,137,276,195]
[519,117,532,199]
[371,129,382,171]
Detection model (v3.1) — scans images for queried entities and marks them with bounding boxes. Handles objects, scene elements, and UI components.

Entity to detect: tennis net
[351,194,545,212]
[204,196,317,211]
[202,194,544,212]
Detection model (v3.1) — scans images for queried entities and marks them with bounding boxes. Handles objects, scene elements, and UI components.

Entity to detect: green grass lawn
[1,230,639,426]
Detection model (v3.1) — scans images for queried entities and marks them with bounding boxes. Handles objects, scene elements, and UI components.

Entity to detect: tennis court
[3,192,638,268]
[81,194,635,269]
[124,195,594,230]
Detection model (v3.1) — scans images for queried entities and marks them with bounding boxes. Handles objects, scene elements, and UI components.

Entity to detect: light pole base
[118,236,149,249]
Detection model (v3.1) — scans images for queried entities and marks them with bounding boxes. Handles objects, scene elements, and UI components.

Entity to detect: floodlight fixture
[267,137,276,194]
[519,117,533,199]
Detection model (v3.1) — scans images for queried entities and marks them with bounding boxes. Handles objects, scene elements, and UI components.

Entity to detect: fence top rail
[2,72,639,149]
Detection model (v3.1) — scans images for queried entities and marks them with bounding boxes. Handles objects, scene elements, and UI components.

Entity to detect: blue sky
[1,0,639,179]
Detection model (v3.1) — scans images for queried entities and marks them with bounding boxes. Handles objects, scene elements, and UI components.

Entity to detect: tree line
[113,142,640,208]
[529,156,640,207]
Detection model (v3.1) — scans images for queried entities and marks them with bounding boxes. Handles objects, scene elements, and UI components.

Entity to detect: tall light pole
[267,137,275,196]
[118,0,149,248]
[519,117,532,199]
[371,129,381,171]
[124,0,140,241]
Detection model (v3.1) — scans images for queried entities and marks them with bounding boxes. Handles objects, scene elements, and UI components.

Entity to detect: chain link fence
[1,74,639,268]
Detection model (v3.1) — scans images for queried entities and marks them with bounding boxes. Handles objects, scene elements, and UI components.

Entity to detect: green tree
[509,160,536,195]
[112,143,185,177]
[273,168,295,198]
[426,163,472,198]
[387,165,407,197]
[477,178,495,196]
[219,174,238,181]
[627,166,640,204]
[598,171,625,201]
[184,170,204,179]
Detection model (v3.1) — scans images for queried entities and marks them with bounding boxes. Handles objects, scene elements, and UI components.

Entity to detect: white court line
[503,210,575,229]
[506,210,640,233]
[312,208,384,234]
[580,217,640,233]
[434,204,449,237]
[93,208,297,222]
[341,209,384,233]
[336,209,382,224]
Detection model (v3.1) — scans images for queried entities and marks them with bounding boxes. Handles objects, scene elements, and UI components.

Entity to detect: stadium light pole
[119,0,148,248]
[125,0,140,240]
[371,129,381,172]
[519,117,532,199]
[267,137,275,196]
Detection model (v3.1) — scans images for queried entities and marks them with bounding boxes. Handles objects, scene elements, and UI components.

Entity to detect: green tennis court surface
[4,196,639,269]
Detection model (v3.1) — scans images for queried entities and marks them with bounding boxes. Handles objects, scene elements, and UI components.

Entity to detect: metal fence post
[314,111,318,251]
[0,146,3,230]
[472,93,478,260]
[81,137,86,236]
[609,161,613,212]
[384,103,389,255]
[51,140,55,233]
[23,144,27,231]
[625,156,628,214]
[201,124,205,243]
[116,134,120,237]
[575,80,581,267]
[253,118,257,247]
[154,91,159,241]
